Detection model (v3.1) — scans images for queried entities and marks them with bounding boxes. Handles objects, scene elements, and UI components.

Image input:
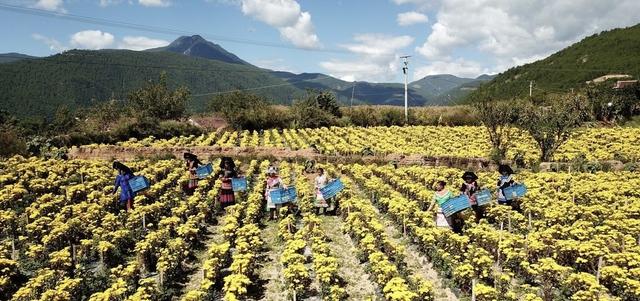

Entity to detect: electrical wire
[0,2,353,54]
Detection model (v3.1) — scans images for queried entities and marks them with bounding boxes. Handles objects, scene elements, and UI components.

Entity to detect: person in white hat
[265,166,284,220]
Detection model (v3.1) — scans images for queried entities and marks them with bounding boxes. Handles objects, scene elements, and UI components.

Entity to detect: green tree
[128,72,190,120]
[517,94,589,162]
[49,105,77,134]
[290,90,343,128]
[586,82,640,123]
[0,128,27,157]
[472,99,519,162]
[313,90,342,118]
[209,91,290,130]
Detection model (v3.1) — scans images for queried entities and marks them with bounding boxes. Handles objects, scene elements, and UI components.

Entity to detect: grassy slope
[0,49,303,118]
[467,23,640,101]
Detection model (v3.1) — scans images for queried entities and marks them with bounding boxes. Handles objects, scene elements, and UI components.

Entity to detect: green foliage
[314,90,342,118]
[0,127,27,158]
[209,91,292,130]
[50,105,77,134]
[585,82,640,123]
[473,99,520,161]
[128,72,190,120]
[0,49,301,118]
[517,94,589,161]
[292,91,342,128]
[468,24,640,101]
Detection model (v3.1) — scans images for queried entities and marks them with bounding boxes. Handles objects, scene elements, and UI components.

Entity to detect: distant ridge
[148,35,250,66]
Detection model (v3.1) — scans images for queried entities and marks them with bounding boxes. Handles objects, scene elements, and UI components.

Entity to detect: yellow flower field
[82,126,640,162]
[1,156,639,300]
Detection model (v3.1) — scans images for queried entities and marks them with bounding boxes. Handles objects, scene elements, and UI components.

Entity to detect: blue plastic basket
[231,177,247,192]
[196,163,213,179]
[320,179,344,199]
[503,184,527,201]
[441,194,471,217]
[474,189,493,206]
[128,176,150,193]
[270,187,297,204]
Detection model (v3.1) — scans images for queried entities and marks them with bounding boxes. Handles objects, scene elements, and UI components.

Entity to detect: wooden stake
[471,278,477,301]
[11,238,16,260]
[293,290,297,301]
[497,221,504,267]
[403,216,407,237]
[528,211,532,230]
[142,214,146,229]
[507,213,512,233]
[596,256,603,284]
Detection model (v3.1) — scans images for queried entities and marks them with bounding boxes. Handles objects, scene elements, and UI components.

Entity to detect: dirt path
[349,176,459,301]
[318,215,380,300]
[173,214,228,300]
[254,220,288,301]
[67,145,502,171]
[373,205,459,301]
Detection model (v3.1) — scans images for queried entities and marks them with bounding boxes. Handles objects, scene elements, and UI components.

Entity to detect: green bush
[157,120,203,138]
[111,117,161,141]
[0,127,27,157]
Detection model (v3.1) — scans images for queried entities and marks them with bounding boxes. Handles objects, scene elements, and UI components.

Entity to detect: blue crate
[231,177,247,192]
[270,186,297,204]
[503,184,527,201]
[441,194,471,217]
[196,163,213,179]
[128,176,150,193]
[474,189,493,206]
[320,179,344,199]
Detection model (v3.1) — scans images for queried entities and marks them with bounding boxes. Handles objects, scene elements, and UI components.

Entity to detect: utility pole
[401,55,411,124]
[529,80,533,97]
[350,81,356,112]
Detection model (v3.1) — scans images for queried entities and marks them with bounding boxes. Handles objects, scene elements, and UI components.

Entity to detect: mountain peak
[154,35,250,66]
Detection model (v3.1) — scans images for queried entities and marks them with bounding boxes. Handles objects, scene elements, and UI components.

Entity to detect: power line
[0,2,352,54]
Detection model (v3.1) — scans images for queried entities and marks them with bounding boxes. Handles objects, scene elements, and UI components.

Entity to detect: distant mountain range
[0,53,36,63]
[148,35,250,66]
[0,34,491,118]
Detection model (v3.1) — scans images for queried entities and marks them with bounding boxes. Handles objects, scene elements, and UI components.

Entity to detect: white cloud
[320,34,414,82]
[34,31,167,52]
[32,33,67,51]
[118,36,169,50]
[414,58,487,79]
[392,0,434,11]
[99,0,124,7]
[239,0,320,49]
[139,0,171,7]
[70,30,115,49]
[32,0,66,12]
[397,11,428,26]
[408,0,640,77]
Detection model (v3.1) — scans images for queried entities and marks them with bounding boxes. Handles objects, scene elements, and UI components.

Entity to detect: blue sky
[2,0,640,83]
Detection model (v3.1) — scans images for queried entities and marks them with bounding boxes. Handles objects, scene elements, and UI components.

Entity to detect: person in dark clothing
[497,164,516,206]
[184,152,202,195]
[113,161,135,211]
[217,157,237,208]
[461,171,484,223]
